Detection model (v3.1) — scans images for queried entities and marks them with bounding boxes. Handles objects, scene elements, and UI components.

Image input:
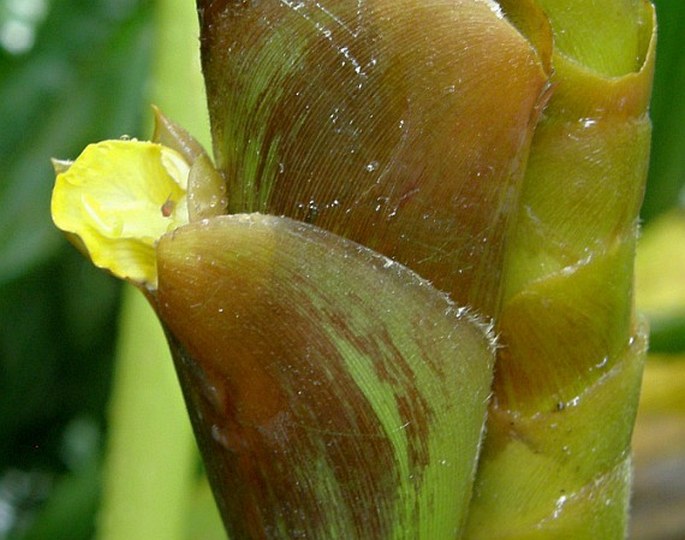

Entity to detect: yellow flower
[51,139,190,286]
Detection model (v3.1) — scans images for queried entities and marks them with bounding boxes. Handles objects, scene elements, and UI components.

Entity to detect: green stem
[97,286,196,540]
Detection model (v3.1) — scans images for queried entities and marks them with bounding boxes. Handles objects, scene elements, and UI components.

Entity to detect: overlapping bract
[157,214,495,538]
[198,0,549,314]
[465,0,656,536]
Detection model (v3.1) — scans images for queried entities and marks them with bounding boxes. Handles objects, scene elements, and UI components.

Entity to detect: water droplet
[374,196,389,213]
[304,200,319,223]
[552,494,568,519]
[595,357,608,369]
[365,161,379,172]
[483,0,504,19]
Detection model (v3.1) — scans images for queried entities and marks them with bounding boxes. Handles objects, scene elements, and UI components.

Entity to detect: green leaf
[155,214,496,538]
[14,463,100,540]
[641,0,685,220]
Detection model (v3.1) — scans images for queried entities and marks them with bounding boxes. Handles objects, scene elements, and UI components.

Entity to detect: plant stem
[97,285,196,540]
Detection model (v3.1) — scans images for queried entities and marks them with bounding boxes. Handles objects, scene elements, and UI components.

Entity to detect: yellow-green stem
[97,286,195,540]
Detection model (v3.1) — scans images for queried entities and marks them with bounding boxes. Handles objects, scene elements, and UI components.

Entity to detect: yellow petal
[51,139,190,286]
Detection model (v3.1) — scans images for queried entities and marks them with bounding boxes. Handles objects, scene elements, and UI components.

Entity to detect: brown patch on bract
[198,0,549,316]
[323,307,433,480]
[156,218,435,538]
[157,242,398,537]
[156,215,494,537]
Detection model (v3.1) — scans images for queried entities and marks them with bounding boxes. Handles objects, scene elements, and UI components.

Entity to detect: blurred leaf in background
[630,1,685,539]
[640,0,685,223]
[636,0,685,355]
[0,0,153,538]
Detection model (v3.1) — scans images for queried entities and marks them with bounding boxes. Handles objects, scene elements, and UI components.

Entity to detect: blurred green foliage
[0,0,682,538]
[0,0,153,537]
[641,0,685,222]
